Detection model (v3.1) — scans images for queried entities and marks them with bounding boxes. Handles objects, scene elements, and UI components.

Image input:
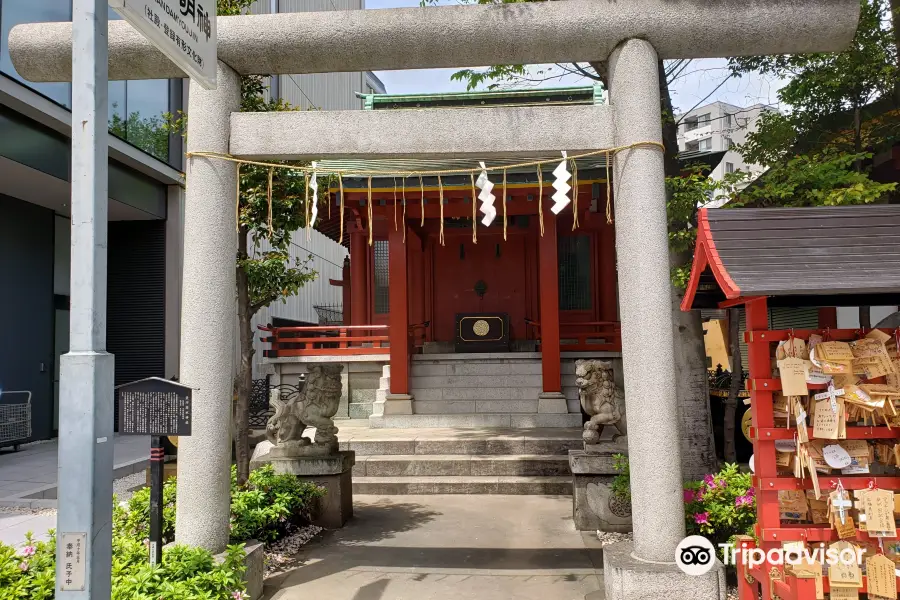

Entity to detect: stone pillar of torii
[9,1,860,597]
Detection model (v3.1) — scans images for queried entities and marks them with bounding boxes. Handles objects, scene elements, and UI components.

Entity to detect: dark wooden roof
[681,205,900,310]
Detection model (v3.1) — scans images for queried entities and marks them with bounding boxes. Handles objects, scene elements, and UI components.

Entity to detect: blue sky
[366,0,786,114]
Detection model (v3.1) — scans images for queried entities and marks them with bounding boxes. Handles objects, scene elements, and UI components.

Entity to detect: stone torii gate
[10,1,858,597]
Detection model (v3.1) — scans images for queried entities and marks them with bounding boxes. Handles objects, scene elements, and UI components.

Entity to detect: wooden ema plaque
[116,377,193,437]
[737,302,900,600]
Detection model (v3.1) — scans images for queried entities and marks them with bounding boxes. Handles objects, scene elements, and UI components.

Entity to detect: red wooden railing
[259,325,390,357]
[526,320,622,352]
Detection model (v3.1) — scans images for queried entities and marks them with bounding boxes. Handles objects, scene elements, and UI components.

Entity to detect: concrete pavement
[0,435,148,502]
[264,495,604,600]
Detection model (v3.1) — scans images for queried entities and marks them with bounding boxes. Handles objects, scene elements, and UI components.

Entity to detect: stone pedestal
[569,444,632,532]
[603,541,726,600]
[252,450,355,529]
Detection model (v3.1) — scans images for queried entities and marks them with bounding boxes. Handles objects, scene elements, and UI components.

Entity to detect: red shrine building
[261,86,720,427]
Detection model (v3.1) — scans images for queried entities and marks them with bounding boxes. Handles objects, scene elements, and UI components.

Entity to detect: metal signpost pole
[149,436,164,565]
[57,0,114,597]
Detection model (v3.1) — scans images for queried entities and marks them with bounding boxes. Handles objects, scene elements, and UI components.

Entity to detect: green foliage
[725,151,897,208]
[114,465,325,546]
[2,464,323,599]
[0,532,56,600]
[109,109,169,162]
[684,464,756,553]
[665,166,722,288]
[610,453,631,502]
[0,530,248,600]
[731,0,899,165]
[229,465,325,543]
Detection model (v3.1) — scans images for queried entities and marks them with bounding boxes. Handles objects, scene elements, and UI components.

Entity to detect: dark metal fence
[248,376,306,428]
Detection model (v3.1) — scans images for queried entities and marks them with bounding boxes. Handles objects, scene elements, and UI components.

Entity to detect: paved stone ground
[0,435,149,500]
[263,495,604,600]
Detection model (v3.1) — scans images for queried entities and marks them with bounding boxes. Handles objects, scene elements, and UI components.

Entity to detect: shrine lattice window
[558,235,592,311]
[373,240,390,314]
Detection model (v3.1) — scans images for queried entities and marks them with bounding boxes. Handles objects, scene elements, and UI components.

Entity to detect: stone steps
[340,426,579,495]
[353,475,571,495]
[353,454,570,477]
[370,413,581,429]
[343,433,582,456]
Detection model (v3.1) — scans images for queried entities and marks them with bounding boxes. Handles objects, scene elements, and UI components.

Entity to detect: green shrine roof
[357,85,605,111]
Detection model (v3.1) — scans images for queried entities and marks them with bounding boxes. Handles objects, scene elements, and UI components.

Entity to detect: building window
[725,162,735,174]
[686,140,700,153]
[725,136,735,149]
[698,138,712,151]
[373,240,390,314]
[724,113,733,127]
[558,235,592,311]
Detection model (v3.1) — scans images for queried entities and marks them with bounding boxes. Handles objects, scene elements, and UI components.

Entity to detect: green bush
[2,464,324,599]
[684,463,756,551]
[610,453,631,502]
[114,464,324,545]
[0,531,247,600]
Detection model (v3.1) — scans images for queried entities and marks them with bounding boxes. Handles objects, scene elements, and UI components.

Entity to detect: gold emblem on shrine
[473,319,490,337]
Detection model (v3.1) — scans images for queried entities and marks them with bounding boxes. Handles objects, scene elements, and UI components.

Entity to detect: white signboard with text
[109,0,216,89]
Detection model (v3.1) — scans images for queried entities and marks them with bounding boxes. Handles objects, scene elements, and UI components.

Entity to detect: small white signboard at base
[109,0,216,89]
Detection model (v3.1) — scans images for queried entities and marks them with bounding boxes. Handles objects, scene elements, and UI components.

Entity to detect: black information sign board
[116,377,194,565]
[117,377,192,436]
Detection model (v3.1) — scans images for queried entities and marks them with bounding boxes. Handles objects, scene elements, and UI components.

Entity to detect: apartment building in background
[0,0,382,442]
[676,101,772,185]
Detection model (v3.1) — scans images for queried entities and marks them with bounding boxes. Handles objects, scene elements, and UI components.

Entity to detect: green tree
[167,0,320,485]
[730,0,898,168]
[109,108,169,161]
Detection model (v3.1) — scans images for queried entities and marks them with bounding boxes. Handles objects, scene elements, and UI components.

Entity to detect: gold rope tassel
[338,174,345,243]
[605,150,613,225]
[367,176,374,246]
[402,177,407,243]
[304,170,311,242]
[571,159,579,231]
[267,166,274,238]
[438,175,445,246]
[235,163,241,233]
[470,173,478,244]
[393,178,398,231]
[536,165,544,237]
[419,175,425,227]
[502,168,508,241]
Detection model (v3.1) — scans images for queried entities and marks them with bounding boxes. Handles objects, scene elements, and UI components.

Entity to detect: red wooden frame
[739,296,900,600]
[680,207,742,311]
[259,324,389,357]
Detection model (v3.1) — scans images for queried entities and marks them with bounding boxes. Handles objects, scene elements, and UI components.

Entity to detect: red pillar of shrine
[598,217,618,322]
[341,256,351,326]
[387,224,410,396]
[538,215,566,412]
[349,231,368,326]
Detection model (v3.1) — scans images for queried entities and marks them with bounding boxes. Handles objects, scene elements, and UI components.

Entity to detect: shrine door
[432,234,528,343]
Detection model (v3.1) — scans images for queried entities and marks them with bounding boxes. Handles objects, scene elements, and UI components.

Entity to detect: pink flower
[683,489,696,502]
[718,479,727,489]
[703,474,716,487]
[735,495,751,507]
[746,487,755,497]
[18,562,28,572]
[231,592,248,600]
[694,512,710,525]
[21,546,35,557]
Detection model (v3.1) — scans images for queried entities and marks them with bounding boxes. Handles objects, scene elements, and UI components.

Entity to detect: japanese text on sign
[60,533,86,591]
[109,0,217,89]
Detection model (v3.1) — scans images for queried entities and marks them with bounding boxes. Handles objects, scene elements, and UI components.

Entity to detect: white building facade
[676,100,771,183]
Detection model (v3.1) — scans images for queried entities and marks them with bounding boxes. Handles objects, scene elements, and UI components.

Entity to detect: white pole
[57,0,114,597]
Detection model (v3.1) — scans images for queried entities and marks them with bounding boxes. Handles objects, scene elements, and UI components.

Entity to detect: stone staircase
[371,354,582,428]
[345,426,581,495]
